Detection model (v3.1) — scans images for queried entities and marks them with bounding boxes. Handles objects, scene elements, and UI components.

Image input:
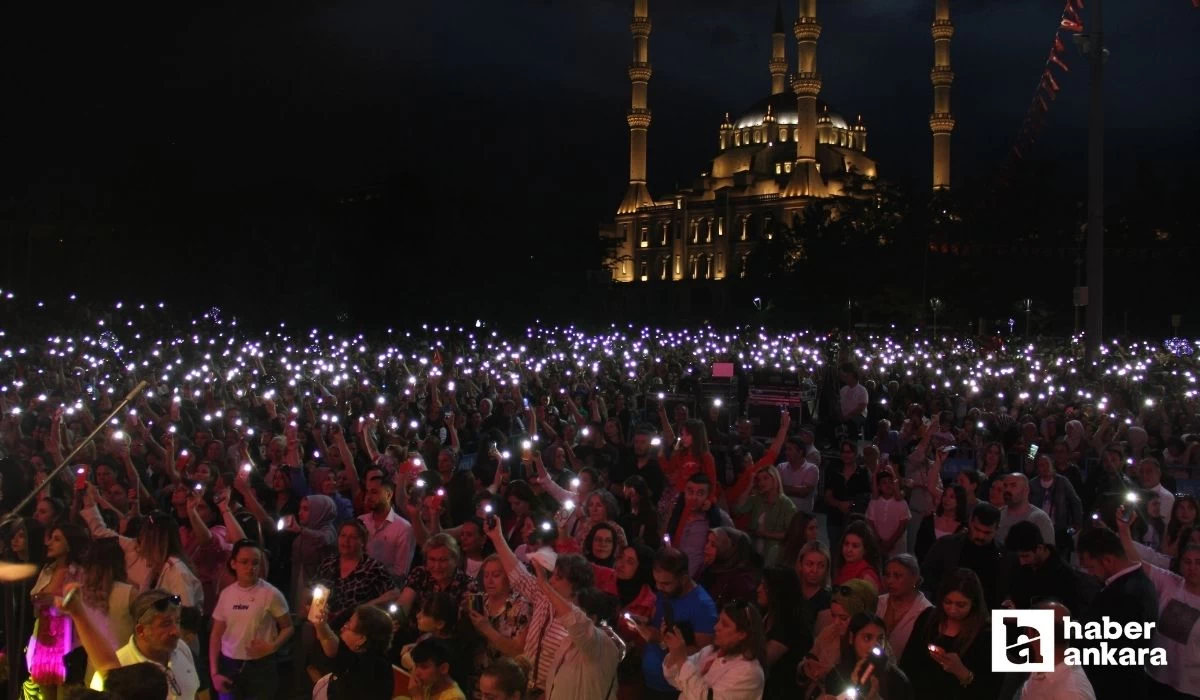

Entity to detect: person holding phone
[661,601,766,700]
[466,555,531,686]
[822,613,912,700]
[637,547,717,696]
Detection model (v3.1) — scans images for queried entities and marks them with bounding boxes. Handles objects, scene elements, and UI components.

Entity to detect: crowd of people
[0,298,1197,700]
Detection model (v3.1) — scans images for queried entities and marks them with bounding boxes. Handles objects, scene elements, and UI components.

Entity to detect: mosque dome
[732,92,848,131]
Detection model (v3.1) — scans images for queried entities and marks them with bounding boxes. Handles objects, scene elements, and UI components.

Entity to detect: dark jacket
[1028,473,1083,551]
[920,531,1008,610]
[898,607,1000,700]
[1081,566,1159,700]
[1005,548,1094,615]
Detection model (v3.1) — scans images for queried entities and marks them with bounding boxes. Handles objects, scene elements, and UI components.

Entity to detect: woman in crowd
[898,567,996,700]
[698,526,760,610]
[662,600,766,700]
[659,419,717,527]
[77,537,136,689]
[81,486,204,609]
[583,522,621,569]
[311,603,395,700]
[618,475,658,546]
[914,483,967,563]
[800,578,877,697]
[976,442,1007,497]
[614,542,656,652]
[481,512,604,695]
[466,555,532,688]
[210,539,294,700]
[796,541,833,630]
[876,553,933,660]
[28,523,88,693]
[283,494,338,610]
[179,486,245,616]
[778,510,820,570]
[1163,494,1198,557]
[311,520,395,631]
[834,520,883,590]
[572,491,628,551]
[394,532,478,638]
[825,612,913,700]
[758,566,810,700]
[734,465,797,567]
[1116,507,1200,699]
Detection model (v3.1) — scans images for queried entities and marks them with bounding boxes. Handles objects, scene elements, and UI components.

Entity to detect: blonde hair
[797,540,832,587]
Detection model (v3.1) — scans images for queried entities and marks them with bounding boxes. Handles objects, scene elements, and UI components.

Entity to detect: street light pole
[1084,0,1105,365]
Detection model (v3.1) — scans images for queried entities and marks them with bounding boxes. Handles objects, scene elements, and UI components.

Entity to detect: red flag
[1049,51,1070,72]
[1060,17,1083,32]
[1043,70,1061,93]
[1041,80,1057,100]
[1054,35,1066,53]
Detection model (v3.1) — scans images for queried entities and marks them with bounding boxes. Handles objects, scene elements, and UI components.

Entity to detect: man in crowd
[922,503,1007,608]
[359,481,416,580]
[637,548,717,699]
[997,473,1056,547]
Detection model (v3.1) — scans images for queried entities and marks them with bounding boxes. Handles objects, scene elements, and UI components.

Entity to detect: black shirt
[824,466,872,526]
[328,643,393,700]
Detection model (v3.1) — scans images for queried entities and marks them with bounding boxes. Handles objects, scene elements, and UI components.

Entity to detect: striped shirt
[504,559,569,691]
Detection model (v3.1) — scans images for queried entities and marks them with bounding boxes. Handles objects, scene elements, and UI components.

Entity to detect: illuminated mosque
[605,0,955,284]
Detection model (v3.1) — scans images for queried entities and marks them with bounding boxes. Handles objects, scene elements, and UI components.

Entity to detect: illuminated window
[734,133,741,146]
[675,254,681,277]
[640,261,648,281]
[621,259,628,276]
[660,257,668,280]
[706,219,713,243]
[741,216,749,241]
[754,131,762,144]
[775,163,782,175]
[689,255,698,279]
[639,226,648,248]
[785,162,793,173]
[716,252,724,274]
[704,255,712,279]
[690,220,699,243]
[660,222,668,246]
[779,127,788,141]
[717,217,724,236]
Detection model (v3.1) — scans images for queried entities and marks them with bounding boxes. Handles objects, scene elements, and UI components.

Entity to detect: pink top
[180,524,232,615]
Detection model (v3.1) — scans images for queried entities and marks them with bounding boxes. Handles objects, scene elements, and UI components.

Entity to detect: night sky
[4,1,1198,317]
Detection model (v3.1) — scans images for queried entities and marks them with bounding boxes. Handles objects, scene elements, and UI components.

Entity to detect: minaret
[618,0,655,214]
[769,2,788,95]
[785,0,823,197]
[930,0,955,190]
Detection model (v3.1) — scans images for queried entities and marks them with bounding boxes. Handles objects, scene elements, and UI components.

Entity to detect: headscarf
[617,543,655,607]
[290,495,337,607]
[706,526,756,575]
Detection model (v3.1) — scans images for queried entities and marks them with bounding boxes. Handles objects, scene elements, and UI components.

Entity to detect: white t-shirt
[840,383,869,419]
[1143,562,1200,696]
[211,579,289,660]
[866,497,911,557]
[778,460,820,513]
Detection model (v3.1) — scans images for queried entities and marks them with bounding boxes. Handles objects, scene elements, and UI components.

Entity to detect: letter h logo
[991,610,1055,672]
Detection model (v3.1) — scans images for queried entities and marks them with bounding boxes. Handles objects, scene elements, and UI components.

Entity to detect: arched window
[704,255,712,279]
[689,255,698,279]
[705,218,713,242]
[779,127,788,142]
[690,220,699,243]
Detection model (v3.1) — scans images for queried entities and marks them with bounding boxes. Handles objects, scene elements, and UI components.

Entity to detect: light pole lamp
[1021,298,1034,337]
[929,297,944,338]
